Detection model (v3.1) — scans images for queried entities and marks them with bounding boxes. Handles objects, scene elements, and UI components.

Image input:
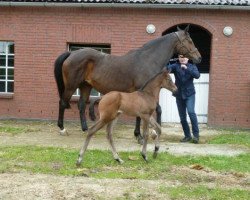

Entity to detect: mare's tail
[54,52,71,99]
[89,98,101,121]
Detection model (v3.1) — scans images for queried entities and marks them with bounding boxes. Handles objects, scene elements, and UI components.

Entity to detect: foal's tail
[54,51,71,98]
[89,98,101,121]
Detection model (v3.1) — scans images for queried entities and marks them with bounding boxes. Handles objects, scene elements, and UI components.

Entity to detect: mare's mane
[126,32,173,55]
[140,34,170,51]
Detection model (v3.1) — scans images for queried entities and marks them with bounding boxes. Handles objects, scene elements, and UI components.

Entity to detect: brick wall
[0,6,249,128]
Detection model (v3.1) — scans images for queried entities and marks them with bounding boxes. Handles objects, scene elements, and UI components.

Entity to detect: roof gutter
[0,2,249,10]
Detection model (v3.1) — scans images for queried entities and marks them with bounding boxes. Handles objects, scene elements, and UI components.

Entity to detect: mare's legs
[89,98,100,121]
[156,103,162,126]
[78,84,92,131]
[141,118,150,162]
[58,89,74,135]
[106,118,124,164]
[58,100,67,134]
[134,103,162,144]
[76,119,106,166]
[134,117,143,145]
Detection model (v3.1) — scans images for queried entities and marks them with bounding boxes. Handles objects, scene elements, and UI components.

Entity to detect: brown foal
[76,69,177,166]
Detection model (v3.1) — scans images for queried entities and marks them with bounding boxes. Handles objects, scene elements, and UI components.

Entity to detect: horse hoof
[115,158,124,164]
[81,122,88,132]
[81,127,88,132]
[59,128,68,136]
[153,146,159,159]
[141,152,148,162]
[76,160,81,167]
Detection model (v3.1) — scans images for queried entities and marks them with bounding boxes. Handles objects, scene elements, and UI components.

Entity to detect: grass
[0,126,27,135]
[0,121,249,199]
[0,145,249,178]
[0,120,40,135]
[1,146,248,199]
[159,185,250,200]
[208,130,250,148]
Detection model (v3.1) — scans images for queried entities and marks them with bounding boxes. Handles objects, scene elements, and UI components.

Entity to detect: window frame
[68,43,111,98]
[0,41,14,95]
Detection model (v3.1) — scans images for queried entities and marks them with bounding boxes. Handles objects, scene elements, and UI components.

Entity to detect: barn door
[159,74,209,123]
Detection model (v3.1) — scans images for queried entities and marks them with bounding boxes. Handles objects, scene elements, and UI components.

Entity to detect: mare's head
[161,69,178,94]
[174,25,202,64]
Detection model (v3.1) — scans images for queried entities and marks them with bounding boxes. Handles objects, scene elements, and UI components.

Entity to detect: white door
[159,74,209,123]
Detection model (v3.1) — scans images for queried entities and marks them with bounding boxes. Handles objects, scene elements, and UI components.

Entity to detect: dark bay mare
[76,69,178,166]
[54,25,201,142]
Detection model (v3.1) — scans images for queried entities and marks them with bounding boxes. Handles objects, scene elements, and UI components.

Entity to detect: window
[0,42,14,94]
[68,44,111,97]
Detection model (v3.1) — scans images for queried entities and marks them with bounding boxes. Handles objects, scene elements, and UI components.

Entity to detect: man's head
[178,54,189,64]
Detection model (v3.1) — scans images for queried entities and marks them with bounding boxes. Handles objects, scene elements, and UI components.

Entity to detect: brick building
[0,0,249,128]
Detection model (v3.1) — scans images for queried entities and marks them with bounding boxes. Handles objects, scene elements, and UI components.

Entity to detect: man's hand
[181,64,187,69]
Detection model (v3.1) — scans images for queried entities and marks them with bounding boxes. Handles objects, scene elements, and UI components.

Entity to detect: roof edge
[0,2,250,10]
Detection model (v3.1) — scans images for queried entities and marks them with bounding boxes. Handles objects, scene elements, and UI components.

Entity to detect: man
[167,54,200,144]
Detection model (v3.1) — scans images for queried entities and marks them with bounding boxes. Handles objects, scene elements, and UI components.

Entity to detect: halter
[174,32,199,56]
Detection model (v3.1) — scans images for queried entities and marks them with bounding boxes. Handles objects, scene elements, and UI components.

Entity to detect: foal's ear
[162,68,170,74]
[184,24,190,33]
[177,26,182,31]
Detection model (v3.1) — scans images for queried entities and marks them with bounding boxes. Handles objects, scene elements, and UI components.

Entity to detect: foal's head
[161,70,178,94]
[174,25,202,64]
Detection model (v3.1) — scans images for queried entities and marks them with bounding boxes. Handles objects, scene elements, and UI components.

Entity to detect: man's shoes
[180,137,192,143]
[192,137,199,144]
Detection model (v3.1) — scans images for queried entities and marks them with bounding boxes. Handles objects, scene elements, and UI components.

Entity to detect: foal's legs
[134,103,162,144]
[149,116,161,158]
[106,118,124,164]
[76,120,106,166]
[141,118,150,162]
[78,84,92,131]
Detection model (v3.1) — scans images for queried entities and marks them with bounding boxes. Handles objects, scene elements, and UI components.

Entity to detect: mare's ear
[177,26,182,31]
[184,24,190,33]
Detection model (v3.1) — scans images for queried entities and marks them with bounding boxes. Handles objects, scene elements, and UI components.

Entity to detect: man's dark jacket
[167,62,200,99]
